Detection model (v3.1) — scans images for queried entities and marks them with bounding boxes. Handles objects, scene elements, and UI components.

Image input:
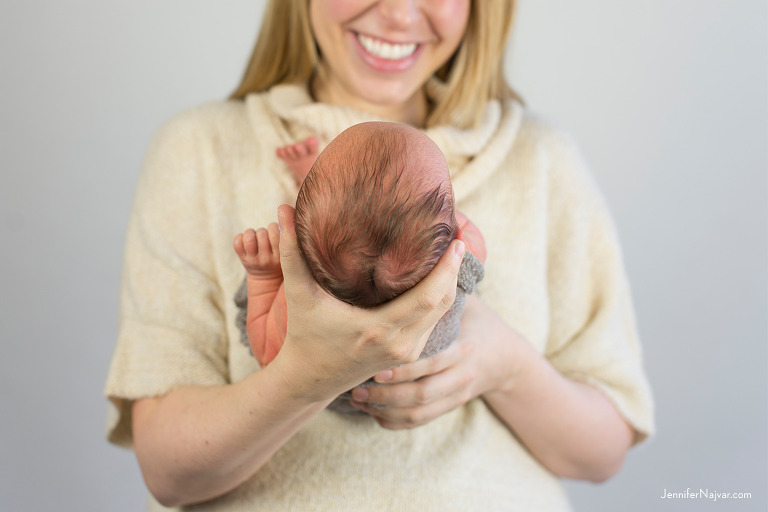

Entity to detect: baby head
[294,121,458,308]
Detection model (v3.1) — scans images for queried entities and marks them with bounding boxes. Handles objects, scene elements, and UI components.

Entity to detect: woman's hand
[348,291,634,482]
[348,293,524,429]
[271,204,467,403]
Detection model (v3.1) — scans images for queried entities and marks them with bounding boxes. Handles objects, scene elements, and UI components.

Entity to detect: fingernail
[375,370,393,383]
[352,387,369,402]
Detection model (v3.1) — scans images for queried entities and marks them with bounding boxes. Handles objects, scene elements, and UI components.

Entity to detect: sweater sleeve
[542,129,655,443]
[104,110,229,448]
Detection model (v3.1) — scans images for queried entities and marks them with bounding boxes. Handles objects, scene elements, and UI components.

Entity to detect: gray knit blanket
[234,251,485,415]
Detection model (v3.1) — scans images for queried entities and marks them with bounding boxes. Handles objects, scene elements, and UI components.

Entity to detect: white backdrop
[1,1,765,510]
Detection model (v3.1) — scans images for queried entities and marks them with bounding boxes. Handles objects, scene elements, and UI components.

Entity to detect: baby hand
[233,224,282,278]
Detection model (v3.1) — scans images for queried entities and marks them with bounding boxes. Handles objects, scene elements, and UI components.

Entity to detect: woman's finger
[277,204,320,302]
[353,355,474,409]
[379,239,465,329]
[372,339,471,384]
[353,384,473,430]
[345,239,465,365]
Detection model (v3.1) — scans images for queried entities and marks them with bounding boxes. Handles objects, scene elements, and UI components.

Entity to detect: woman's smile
[352,31,424,72]
[311,0,470,124]
[356,33,418,60]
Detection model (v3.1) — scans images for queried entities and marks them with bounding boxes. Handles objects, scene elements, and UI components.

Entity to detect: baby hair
[295,123,457,308]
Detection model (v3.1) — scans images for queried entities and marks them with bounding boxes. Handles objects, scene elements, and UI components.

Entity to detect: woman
[105,1,654,510]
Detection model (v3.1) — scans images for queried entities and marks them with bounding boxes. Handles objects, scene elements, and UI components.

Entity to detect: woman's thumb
[277,204,313,292]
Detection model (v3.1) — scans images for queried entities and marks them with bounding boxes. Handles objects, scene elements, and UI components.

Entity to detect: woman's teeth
[357,34,417,60]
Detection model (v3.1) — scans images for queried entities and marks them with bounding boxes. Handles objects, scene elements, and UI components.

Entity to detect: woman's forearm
[483,339,634,482]
[132,361,331,507]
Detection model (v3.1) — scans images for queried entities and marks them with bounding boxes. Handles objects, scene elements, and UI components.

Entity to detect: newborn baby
[233,121,485,412]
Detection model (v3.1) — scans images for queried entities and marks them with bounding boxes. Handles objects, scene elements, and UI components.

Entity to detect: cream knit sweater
[105,83,654,511]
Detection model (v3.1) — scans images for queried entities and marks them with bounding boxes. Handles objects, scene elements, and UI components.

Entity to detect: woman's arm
[132,205,466,507]
[132,365,331,507]
[350,294,634,482]
[477,297,635,481]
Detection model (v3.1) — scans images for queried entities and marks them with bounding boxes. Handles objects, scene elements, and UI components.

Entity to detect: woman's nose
[377,0,419,30]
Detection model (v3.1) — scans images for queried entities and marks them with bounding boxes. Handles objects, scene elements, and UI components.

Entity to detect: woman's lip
[349,31,424,73]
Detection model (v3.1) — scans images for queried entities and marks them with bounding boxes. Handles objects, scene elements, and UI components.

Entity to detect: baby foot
[276,136,319,185]
[233,223,282,279]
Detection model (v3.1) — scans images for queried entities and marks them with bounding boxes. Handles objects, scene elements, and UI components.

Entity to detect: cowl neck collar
[263,79,522,202]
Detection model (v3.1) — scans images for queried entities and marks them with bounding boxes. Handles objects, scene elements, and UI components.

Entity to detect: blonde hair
[231,0,520,129]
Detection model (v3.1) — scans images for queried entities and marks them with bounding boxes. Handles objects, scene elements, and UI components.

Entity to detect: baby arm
[455,210,487,264]
[233,224,287,366]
